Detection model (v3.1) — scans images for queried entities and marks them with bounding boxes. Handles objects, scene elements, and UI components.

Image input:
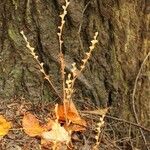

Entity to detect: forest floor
[0,97,119,150]
[0,98,148,150]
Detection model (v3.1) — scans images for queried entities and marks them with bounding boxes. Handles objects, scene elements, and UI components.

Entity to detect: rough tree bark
[0,0,149,149]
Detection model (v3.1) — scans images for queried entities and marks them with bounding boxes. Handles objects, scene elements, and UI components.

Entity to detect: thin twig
[82,111,150,132]
[132,51,150,150]
[106,115,150,133]
[78,0,91,51]
[78,0,91,35]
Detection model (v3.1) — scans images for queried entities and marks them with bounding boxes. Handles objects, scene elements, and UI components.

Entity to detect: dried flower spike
[57,0,70,102]
[20,31,61,100]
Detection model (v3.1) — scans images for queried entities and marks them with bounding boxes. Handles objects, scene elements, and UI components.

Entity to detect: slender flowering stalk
[70,32,99,93]
[93,114,105,150]
[20,31,62,100]
[57,0,70,102]
[77,32,98,80]
[57,0,70,124]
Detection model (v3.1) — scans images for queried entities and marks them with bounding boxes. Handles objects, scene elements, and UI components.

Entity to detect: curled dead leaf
[55,101,86,127]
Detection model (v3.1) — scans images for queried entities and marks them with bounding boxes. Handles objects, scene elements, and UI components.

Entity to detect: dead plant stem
[132,51,150,150]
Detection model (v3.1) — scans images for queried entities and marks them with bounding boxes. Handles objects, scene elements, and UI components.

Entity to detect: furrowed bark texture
[0,0,149,149]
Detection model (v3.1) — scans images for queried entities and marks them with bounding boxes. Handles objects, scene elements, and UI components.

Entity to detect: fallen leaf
[41,121,70,142]
[0,115,12,138]
[55,101,86,126]
[22,112,44,137]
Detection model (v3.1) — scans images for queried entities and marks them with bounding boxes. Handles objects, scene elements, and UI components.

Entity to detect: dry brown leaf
[41,121,70,142]
[22,112,44,137]
[0,115,12,138]
[55,101,86,127]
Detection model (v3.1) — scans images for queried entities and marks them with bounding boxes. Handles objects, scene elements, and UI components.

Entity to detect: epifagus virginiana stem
[57,0,70,101]
[21,31,62,100]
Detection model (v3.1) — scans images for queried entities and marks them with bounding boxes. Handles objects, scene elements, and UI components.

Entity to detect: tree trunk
[0,0,149,149]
